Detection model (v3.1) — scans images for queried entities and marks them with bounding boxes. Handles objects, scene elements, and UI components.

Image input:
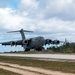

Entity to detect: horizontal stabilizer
[23,30,33,32]
[7,30,20,33]
[7,29,33,33]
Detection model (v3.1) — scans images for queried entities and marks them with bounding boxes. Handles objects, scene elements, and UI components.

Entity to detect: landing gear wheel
[36,47,44,51]
[25,48,30,51]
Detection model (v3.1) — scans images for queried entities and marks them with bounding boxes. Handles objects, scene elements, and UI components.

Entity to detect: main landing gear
[36,47,44,51]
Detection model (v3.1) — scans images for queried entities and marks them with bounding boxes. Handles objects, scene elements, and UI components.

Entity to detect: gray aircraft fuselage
[26,36,45,49]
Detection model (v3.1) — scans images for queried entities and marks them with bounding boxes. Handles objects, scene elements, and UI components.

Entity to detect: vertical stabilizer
[7,29,33,41]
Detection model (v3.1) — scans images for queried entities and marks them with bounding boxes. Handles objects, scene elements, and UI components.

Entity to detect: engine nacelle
[52,40,60,44]
[24,40,28,44]
[23,40,29,45]
[10,41,16,46]
[45,39,52,44]
[22,39,32,45]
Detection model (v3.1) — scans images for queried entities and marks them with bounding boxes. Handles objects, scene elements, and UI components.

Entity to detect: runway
[0,53,75,60]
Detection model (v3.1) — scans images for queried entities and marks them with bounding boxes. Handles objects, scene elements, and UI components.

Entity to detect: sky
[0,0,75,52]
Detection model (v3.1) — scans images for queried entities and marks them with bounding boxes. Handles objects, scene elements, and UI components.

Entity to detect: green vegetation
[0,68,20,75]
[47,43,75,53]
[0,56,75,73]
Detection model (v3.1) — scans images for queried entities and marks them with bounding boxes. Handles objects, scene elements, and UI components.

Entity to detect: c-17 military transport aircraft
[0,29,60,51]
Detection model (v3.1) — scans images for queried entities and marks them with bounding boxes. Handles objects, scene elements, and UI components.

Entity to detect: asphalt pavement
[0,53,75,60]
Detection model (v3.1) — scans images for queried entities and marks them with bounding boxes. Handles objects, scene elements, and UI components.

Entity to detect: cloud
[0,7,75,34]
[0,7,38,31]
[42,0,75,20]
[0,8,25,30]
[0,0,75,42]
[19,0,75,20]
[19,0,39,13]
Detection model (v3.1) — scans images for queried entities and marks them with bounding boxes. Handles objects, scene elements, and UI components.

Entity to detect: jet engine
[52,40,60,44]
[45,39,52,45]
[23,39,32,45]
[10,41,16,46]
[24,40,28,44]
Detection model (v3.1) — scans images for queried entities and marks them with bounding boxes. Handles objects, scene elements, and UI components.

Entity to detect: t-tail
[7,29,33,40]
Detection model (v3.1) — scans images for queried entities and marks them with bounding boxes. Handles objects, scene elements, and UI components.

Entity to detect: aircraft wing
[0,38,32,46]
[0,40,22,46]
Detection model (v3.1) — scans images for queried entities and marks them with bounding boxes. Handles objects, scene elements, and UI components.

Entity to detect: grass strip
[0,56,75,73]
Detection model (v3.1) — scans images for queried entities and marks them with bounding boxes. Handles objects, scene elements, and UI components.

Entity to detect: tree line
[47,43,75,53]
